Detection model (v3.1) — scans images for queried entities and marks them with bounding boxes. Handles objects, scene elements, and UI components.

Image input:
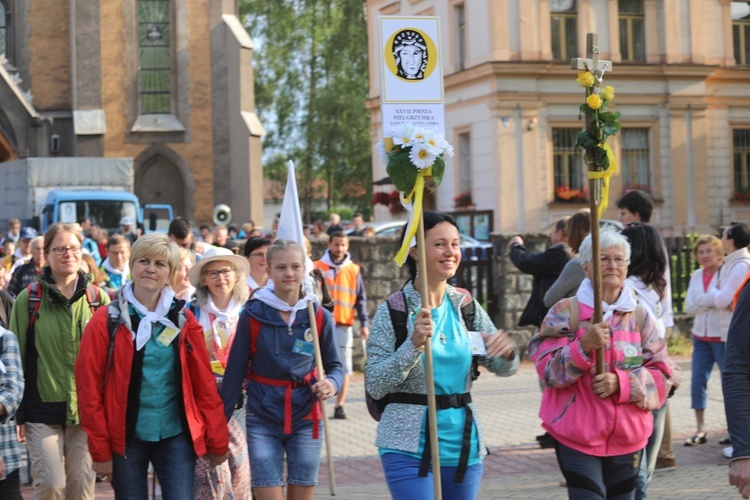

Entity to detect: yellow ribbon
[587,143,617,218]
[393,172,425,266]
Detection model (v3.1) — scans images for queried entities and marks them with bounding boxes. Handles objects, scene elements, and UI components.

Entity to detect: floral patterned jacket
[365,282,519,456]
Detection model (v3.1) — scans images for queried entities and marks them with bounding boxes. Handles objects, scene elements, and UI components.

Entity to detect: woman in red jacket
[75,233,229,499]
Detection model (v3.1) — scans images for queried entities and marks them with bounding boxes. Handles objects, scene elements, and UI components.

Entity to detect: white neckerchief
[103,258,129,277]
[176,285,195,302]
[123,282,177,351]
[576,278,638,322]
[200,296,241,347]
[253,286,317,327]
[0,327,6,373]
[247,275,260,291]
[320,250,352,270]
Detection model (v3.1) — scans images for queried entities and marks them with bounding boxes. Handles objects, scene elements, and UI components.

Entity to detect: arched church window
[138,0,172,114]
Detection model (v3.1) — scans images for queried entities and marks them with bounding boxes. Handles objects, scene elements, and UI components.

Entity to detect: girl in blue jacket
[220,239,343,500]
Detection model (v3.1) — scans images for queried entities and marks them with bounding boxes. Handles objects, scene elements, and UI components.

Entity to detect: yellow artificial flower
[601,86,615,101]
[586,94,603,110]
[577,71,595,87]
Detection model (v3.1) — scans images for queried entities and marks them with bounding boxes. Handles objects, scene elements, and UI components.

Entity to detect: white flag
[276,160,305,244]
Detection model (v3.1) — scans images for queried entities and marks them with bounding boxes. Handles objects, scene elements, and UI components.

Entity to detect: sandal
[720,436,732,445]
[685,432,708,446]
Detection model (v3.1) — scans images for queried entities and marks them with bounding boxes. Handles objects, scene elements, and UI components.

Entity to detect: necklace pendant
[440,333,447,345]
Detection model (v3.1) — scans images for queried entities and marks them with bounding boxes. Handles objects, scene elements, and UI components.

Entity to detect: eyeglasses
[204,268,235,280]
[51,246,82,256]
[600,255,629,268]
[248,253,267,259]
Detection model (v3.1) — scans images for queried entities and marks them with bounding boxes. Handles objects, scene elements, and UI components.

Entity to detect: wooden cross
[570,33,615,376]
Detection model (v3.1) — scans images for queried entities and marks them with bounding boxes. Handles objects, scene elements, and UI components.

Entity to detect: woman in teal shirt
[366,212,519,499]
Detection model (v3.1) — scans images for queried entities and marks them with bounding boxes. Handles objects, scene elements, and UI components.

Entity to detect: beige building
[0,0,264,225]
[366,0,750,235]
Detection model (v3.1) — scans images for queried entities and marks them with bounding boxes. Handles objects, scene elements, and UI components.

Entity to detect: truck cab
[41,190,173,235]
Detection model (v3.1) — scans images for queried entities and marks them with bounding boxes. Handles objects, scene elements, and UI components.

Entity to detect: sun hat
[189,246,250,286]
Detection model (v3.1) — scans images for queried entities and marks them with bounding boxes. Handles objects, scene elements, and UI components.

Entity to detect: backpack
[365,289,480,422]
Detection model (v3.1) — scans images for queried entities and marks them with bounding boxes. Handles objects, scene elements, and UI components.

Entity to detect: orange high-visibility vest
[733,271,750,311]
[313,260,360,326]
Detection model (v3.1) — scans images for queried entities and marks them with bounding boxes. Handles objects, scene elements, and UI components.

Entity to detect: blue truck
[0,158,172,235]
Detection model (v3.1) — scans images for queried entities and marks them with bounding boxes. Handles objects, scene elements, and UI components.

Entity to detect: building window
[138,0,172,114]
[0,0,7,58]
[734,129,750,197]
[733,2,750,65]
[619,0,645,62]
[454,3,466,70]
[552,128,586,201]
[621,128,651,192]
[550,0,577,61]
[458,132,472,195]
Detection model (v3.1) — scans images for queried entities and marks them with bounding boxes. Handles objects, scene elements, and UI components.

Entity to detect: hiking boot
[333,405,347,419]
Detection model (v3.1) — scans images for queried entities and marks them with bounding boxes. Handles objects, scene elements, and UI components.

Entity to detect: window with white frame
[138,0,172,114]
[0,0,8,58]
[619,0,645,62]
[733,129,750,197]
[552,127,586,201]
[620,128,651,192]
[458,132,472,196]
[550,0,577,62]
[733,2,750,65]
[454,3,466,70]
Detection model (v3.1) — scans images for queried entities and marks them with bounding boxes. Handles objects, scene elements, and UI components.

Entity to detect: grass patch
[667,333,693,357]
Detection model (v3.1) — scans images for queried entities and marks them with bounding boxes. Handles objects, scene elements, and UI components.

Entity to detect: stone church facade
[366,0,750,236]
[0,0,263,225]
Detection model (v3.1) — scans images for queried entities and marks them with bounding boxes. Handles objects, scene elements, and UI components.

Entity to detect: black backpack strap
[102,302,122,388]
[459,297,481,381]
[387,291,409,350]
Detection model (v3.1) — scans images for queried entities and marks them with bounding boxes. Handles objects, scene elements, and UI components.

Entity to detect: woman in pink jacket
[527,229,672,499]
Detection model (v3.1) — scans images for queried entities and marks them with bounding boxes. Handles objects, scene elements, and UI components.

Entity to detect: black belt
[388,392,473,483]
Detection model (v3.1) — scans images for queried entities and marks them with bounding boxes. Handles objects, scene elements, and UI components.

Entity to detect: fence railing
[453,247,497,319]
[665,236,699,314]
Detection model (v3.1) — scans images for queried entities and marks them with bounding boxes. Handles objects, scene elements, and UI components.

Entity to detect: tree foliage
[240,0,372,221]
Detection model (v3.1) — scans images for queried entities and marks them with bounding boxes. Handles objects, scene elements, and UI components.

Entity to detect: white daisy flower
[411,127,431,144]
[391,124,415,146]
[409,143,436,170]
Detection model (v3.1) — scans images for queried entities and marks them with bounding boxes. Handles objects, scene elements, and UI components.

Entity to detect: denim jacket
[365,283,519,456]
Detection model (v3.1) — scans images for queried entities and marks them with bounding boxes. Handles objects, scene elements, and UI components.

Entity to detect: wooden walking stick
[416,209,442,498]
[307,300,336,496]
[571,33,618,375]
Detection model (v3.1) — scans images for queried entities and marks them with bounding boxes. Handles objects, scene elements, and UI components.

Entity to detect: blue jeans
[635,400,668,499]
[555,441,641,500]
[380,452,484,500]
[246,418,322,487]
[691,338,725,410]
[112,433,196,500]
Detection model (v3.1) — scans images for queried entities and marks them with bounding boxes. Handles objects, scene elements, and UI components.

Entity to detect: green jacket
[9,268,110,425]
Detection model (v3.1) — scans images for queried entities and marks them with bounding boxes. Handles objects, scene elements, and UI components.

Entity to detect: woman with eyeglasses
[187,246,251,499]
[75,233,228,499]
[9,223,110,499]
[528,229,672,499]
[243,237,271,293]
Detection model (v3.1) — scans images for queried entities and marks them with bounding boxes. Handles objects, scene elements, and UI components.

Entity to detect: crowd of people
[1,193,750,499]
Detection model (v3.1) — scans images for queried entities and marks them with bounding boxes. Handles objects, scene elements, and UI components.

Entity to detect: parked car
[347,221,492,261]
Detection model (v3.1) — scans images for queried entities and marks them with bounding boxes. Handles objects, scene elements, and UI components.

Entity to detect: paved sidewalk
[21,360,736,499]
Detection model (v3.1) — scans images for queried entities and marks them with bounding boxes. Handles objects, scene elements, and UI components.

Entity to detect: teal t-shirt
[381,294,480,467]
[131,305,183,442]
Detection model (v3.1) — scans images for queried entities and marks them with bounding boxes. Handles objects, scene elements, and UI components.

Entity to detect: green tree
[240,0,372,222]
